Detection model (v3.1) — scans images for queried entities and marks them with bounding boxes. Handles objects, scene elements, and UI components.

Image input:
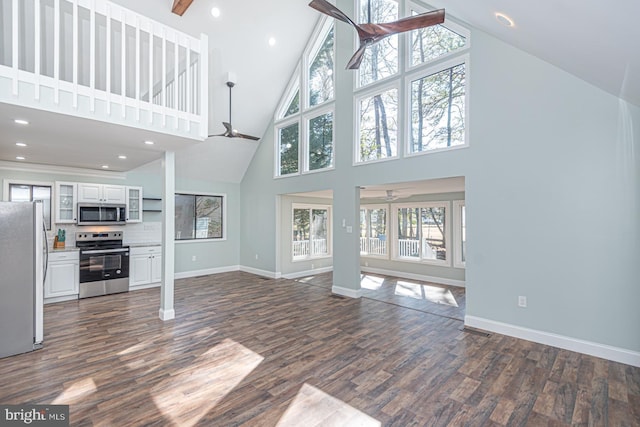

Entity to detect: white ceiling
[0,0,638,177]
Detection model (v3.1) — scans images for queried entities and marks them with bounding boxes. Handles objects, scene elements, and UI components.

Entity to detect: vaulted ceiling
[1,0,638,179]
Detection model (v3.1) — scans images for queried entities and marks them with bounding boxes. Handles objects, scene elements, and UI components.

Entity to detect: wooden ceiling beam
[172,0,194,16]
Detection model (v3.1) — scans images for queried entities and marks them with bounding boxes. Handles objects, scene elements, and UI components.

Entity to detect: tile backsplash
[48,221,162,248]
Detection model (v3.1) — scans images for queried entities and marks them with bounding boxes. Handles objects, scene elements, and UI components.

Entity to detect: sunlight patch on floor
[297,276,316,283]
[360,274,385,290]
[52,378,97,404]
[277,383,381,427]
[152,338,263,427]
[395,281,458,307]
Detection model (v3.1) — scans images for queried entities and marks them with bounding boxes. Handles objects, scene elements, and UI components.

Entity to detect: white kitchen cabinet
[44,251,79,301]
[129,246,162,289]
[78,183,126,204]
[126,186,143,223]
[54,181,77,223]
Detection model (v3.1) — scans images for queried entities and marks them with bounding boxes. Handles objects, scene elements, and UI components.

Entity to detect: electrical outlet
[365,261,369,267]
[518,296,527,308]
[255,254,259,260]
[311,263,314,269]
[191,255,197,262]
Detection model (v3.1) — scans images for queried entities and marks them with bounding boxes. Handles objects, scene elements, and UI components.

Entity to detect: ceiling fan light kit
[308,0,445,69]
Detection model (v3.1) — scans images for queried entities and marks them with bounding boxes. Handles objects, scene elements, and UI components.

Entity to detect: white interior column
[159,151,175,321]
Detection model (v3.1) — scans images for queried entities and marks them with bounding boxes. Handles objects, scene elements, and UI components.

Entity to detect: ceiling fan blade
[233,132,260,141]
[309,0,358,28]
[359,9,445,41]
[346,44,368,70]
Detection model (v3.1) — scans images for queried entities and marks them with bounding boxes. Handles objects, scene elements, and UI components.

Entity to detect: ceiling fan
[209,80,260,141]
[309,0,445,69]
[384,190,400,201]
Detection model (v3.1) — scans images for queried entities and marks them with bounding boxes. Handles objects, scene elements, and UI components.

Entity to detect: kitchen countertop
[49,246,79,253]
[127,242,162,248]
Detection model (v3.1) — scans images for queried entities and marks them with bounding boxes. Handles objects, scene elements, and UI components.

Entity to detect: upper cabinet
[78,183,126,204]
[55,182,78,224]
[126,186,143,223]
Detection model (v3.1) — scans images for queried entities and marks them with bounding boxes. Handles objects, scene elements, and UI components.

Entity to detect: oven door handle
[81,248,129,255]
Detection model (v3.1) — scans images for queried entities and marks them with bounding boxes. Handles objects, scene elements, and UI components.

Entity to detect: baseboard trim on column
[331,286,362,299]
[159,308,175,321]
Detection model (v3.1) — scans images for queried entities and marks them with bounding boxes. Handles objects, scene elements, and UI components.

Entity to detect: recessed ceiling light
[102,165,109,169]
[268,37,276,47]
[16,142,27,147]
[118,155,127,159]
[16,156,25,160]
[211,7,220,18]
[495,12,515,27]
[14,119,29,125]
[144,140,154,145]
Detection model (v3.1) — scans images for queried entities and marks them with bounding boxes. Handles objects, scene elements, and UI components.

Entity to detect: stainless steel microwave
[77,204,126,225]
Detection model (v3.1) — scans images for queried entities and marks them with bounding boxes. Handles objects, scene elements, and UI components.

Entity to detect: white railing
[398,239,420,258]
[292,239,328,258]
[0,0,208,139]
[360,237,387,256]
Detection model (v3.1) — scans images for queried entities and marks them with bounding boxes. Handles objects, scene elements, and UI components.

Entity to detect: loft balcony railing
[0,0,208,139]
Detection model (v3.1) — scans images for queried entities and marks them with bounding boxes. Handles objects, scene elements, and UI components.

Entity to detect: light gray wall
[129,159,242,273]
[173,175,240,274]
[241,13,640,353]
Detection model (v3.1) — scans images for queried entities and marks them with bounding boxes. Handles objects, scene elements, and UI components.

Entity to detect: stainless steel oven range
[76,232,129,299]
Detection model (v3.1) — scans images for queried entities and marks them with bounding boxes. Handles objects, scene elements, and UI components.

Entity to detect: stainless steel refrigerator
[0,201,46,358]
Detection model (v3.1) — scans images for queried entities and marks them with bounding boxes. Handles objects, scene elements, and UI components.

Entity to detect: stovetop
[76,231,125,249]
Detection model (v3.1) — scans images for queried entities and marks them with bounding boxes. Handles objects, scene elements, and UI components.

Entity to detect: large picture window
[409,62,466,153]
[360,206,388,256]
[356,86,398,163]
[357,0,399,87]
[292,205,330,260]
[352,2,470,160]
[394,203,448,264]
[175,193,224,240]
[274,18,335,177]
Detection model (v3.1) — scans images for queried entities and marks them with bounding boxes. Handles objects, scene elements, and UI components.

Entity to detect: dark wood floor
[1,272,638,426]
[296,272,466,321]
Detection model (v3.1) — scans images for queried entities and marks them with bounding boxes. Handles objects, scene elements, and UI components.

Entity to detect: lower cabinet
[130,246,162,289]
[45,251,79,301]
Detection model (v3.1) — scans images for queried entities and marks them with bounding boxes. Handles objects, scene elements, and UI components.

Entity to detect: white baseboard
[361,266,465,288]
[239,265,278,279]
[332,285,362,299]
[175,265,240,280]
[129,283,161,291]
[158,308,175,321]
[44,295,78,304]
[283,266,333,279]
[465,315,640,368]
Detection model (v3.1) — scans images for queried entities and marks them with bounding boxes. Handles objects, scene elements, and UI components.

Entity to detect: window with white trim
[452,200,466,268]
[393,202,449,265]
[5,181,52,230]
[292,205,331,260]
[360,205,388,257]
[357,0,399,87]
[356,84,399,162]
[275,18,335,177]
[353,1,469,163]
[175,193,225,240]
